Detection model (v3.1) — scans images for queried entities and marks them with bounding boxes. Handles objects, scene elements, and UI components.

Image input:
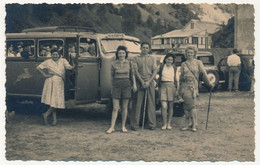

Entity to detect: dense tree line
[212,17,234,48]
[6,4,233,46]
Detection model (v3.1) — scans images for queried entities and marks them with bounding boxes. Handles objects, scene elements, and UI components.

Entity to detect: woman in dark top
[106,46,137,134]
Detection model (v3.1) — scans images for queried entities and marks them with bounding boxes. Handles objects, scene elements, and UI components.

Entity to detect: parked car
[218,54,254,91]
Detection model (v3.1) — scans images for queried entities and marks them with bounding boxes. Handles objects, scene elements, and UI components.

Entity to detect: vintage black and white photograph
[2,0,257,164]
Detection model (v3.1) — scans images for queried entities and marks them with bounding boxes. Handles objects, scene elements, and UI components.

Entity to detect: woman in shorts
[158,53,179,130]
[106,46,137,134]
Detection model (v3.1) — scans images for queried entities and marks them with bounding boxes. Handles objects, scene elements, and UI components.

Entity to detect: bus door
[74,37,100,104]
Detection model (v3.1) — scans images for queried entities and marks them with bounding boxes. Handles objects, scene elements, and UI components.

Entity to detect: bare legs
[161,101,173,130]
[181,108,197,132]
[106,99,129,134]
[43,107,57,126]
[190,108,197,131]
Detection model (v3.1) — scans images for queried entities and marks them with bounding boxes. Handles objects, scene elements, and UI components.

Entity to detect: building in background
[151,19,221,51]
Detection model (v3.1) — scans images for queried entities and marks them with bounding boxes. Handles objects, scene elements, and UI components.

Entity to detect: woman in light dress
[37,48,74,126]
[179,46,213,132]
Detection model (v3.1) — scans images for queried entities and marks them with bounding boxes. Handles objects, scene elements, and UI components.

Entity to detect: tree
[212,17,234,48]
[120,4,142,33]
[146,15,154,27]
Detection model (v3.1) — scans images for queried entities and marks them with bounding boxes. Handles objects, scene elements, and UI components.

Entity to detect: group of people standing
[36,41,213,131]
[106,42,214,134]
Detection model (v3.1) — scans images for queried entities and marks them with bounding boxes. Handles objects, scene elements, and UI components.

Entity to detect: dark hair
[163,52,176,64]
[115,46,128,59]
[141,42,151,48]
[51,48,61,56]
[233,48,239,54]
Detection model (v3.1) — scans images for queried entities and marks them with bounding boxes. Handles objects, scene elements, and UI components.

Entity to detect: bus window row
[6,38,97,58]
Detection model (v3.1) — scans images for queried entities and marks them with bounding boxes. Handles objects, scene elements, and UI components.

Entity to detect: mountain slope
[5,3,234,43]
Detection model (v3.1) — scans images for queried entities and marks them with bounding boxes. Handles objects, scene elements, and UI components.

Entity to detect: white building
[151,19,221,50]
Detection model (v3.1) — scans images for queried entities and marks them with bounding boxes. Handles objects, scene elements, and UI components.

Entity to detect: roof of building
[152,19,221,39]
[153,29,207,39]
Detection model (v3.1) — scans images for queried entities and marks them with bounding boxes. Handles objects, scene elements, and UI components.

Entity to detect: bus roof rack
[22,26,96,33]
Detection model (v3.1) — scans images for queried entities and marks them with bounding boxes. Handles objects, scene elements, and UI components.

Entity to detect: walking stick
[206,88,212,130]
[142,89,148,130]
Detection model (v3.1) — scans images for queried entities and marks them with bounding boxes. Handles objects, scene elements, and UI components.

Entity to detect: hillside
[5,3,235,43]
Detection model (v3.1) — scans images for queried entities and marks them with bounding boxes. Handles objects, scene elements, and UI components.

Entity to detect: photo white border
[0,0,259,165]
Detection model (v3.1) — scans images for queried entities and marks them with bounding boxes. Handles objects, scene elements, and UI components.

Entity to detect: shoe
[106,128,115,134]
[161,125,167,130]
[42,114,48,125]
[131,127,138,131]
[167,124,172,130]
[51,121,57,126]
[191,127,197,132]
[149,127,156,130]
[180,127,189,131]
[122,127,128,133]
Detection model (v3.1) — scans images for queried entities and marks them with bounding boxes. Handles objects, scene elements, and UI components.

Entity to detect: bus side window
[79,38,97,57]
[38,40,63,57]
[6,40,35,58]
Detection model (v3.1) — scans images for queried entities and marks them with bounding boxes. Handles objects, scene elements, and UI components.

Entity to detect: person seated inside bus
[79,44,91,57]
[44,45,51,57]
[40,44,51,57]
[88,44,96,56]
[39,45,45,57]
[51,43,58,51]
[21,44,33,59]
[7,44,15,57]
[15,44,23,57]
[68,43,76,65]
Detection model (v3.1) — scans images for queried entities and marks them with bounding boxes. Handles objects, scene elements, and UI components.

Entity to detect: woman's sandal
[51,121,57,126]
[167,125,172,130]
[106,128,115,134]
[122,127,128,133]
[180,127,189,131]
[161,125,167,130]
[42,114,48,125]
[191,127,197,132]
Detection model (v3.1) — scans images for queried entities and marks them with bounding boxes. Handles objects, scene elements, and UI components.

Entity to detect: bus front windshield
[100,39,141,54]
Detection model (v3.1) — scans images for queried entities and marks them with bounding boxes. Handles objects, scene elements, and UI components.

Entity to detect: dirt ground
[5,89,255,162]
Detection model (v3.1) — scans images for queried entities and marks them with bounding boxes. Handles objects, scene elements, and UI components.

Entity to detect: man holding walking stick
[131,42,158,131]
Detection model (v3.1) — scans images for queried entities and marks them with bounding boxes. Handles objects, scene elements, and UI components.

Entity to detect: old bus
[5,26,141,113]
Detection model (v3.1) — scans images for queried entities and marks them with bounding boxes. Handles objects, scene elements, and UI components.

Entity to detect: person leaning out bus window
[106,46,137,134]
[37,48,75,126]
[157,52,179,130]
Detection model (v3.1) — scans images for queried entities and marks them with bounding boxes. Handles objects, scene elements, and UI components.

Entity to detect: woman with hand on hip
[106,46,137,134]
[157,53,179,130]
[37,48,74,126]
[179,46,213,132]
